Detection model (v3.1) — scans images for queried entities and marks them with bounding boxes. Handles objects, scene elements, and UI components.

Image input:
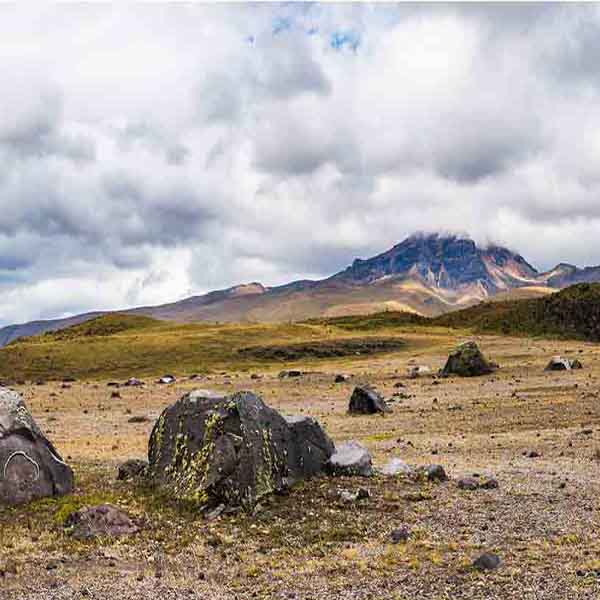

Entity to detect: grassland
[2,330,600,599]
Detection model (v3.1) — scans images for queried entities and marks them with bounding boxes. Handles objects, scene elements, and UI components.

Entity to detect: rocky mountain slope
[2,232,600,346]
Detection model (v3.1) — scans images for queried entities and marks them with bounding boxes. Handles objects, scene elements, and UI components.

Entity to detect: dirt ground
[2,332,600,599]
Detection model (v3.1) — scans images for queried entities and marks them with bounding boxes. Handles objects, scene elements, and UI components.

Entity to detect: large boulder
[440,342,495,377]
[0,388,73,505]
[148,390,334,509]
[348,386,389,414]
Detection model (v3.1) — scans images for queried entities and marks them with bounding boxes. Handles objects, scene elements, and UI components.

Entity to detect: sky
[2,3,600,326]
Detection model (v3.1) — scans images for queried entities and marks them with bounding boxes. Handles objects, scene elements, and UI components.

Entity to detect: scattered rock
[327,441,373,477]
[473,552,501,571]
[440,342,496,377]
[338,487,370,503]
[408,365,431,379]
[111,391,121,399]
[545,356,583,371]
[157,375,176,385]
[278,370,304,379]
[148,390,334,508]
[348,386,389,415]
[457,476,479,490]
[334,374,350,383]
[380,458,414,477]
[416,464,448,482]
[64,504,138,540]
[124,377,144,387]
[117,459,148,481]
[527,450,540,458]
[0,388,74,505]
[390,526,411,544]
[128,415,149,424]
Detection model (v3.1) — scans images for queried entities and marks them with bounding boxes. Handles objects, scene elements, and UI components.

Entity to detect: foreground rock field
[2,333,600,599]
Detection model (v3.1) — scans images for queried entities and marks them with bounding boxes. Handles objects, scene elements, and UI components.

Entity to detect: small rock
[117,459,148,481]
[65,504,138,540]
[380,458,414,477]
[457,477,479,490]
[327,441,374,477]
[128,415,149,424]
[473,552,501,571]
[390,526,411,544]
[348,386,389,415]
[157,375,176,385]
[416,464,448,482]
[339,487,370,503]
[334,374,350,383]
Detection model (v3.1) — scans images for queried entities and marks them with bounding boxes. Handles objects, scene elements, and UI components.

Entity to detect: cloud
[1,3,600,326]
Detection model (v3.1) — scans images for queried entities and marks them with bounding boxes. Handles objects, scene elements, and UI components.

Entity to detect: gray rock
[334,374,350,383]
[407,365,431,379]
[117,459,148,481]
[339,487,370,503]
[380,458,414,477]
[0,388,73,506]
[390,525,411,543]
[65,504,138,540]
[545,356,583,371]
[348,386,389,415]
[124,377,144,387]
[148,390,334,509]
[473,552,501,571]
[416,464,448,482]
[284,415,336,484]
[157,375,176,384]
[441,342,495,377]
[327,441,373,477]
[278,370,304,379]
[457,477,479,490]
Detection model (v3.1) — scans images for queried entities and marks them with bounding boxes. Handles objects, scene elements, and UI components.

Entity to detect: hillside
[435,282,600,341]
[4,232,600,346]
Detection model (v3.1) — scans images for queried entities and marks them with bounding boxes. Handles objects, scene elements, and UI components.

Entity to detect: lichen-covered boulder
[440,342,496,377]
[348,386,389,414]
[0,388,73,505]
[148,390,334,509]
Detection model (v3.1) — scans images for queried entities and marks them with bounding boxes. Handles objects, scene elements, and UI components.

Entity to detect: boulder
[0,388,73,505]
[545,356,583,371]
[148,390,334,509]
[348,386,389,415]
[65,504,138,540]
[327,441,373,477]
[440,342,495,377]
[117,459,148,481]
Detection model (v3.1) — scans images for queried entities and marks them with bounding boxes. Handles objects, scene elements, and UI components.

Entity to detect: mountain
[3,232,600,346]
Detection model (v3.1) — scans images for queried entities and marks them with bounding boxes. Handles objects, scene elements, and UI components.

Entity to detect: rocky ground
[2,332,600,599]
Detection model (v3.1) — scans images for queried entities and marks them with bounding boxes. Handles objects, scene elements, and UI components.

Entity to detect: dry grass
[2,329,600,598]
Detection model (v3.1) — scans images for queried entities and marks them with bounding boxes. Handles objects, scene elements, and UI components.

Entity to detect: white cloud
[1,4,600,325]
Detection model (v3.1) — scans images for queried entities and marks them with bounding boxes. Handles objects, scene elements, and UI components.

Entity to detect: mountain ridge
[3,232,600,346]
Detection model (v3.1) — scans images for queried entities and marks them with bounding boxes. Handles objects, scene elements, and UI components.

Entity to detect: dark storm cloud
[2,3,600,325]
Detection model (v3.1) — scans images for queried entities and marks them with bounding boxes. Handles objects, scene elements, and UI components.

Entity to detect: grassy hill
[0,313,440,382]
[1,284,598,382]
[434,283,600,341]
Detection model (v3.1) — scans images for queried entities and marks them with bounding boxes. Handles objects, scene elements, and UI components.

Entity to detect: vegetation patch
[237,337,407,361]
